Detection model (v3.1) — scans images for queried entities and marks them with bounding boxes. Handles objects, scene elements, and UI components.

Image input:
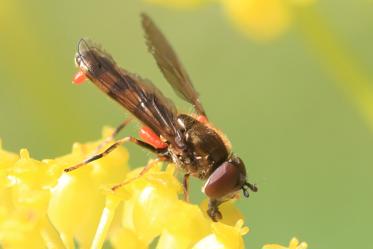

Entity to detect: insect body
[68,14,257,221]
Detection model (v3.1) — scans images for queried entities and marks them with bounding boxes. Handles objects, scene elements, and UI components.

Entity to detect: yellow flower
[0,148,55,249]
[0,129,306,248]
[47,127,129,248]
[102,163,248,249]
[145,0,211,8]
[119,163,183,244]
[0,140,18,169]
[145,0,315,41]
[0,140,18,213]
[192,219,249,249]
[263,237,308,249]
[0,128,129,249]
[221,0,292,41]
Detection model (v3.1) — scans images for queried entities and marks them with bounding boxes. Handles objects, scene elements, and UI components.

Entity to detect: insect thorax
[169,114,230,179]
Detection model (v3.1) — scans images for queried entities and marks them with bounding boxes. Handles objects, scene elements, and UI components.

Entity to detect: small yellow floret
[263,237,308,249]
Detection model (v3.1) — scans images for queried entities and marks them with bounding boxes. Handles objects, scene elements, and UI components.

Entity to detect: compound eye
[203,161,244,199]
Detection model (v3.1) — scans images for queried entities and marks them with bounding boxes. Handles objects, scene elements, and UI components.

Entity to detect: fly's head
[202,155,257,221]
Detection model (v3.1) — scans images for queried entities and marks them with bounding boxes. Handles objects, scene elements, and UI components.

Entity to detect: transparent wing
[76,39,186,149]
[141,13,206,117]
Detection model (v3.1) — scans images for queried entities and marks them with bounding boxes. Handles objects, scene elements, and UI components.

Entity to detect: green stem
[296,6,373,132]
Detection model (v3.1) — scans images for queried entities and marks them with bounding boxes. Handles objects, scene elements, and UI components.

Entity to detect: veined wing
[75,39,186,149]
[141,13,206,117]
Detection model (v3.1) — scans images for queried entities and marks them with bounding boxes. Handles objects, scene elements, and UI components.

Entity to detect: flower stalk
[91,195,121,249]
[296,6,373,132]
[39,215,66,249]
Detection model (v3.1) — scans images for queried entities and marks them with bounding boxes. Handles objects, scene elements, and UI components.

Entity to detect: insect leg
[183,173,190,202]
[64,136,167,172]
[111,158,167,191]
[93,117,133,155]
[207,199,223,222]
[64,137,131,172]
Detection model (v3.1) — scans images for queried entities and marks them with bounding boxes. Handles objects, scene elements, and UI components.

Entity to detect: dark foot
[207,199,223,222]
[207,207,222,222]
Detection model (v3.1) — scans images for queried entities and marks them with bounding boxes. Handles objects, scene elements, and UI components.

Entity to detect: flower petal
[222,0,292,41]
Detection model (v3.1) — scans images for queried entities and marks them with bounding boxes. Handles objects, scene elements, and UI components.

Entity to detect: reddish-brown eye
[203,161,245,199]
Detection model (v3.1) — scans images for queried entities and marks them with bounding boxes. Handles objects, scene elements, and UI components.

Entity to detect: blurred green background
[0,0,372,248]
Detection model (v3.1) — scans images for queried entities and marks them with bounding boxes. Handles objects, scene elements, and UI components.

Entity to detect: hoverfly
[65,13,257,221]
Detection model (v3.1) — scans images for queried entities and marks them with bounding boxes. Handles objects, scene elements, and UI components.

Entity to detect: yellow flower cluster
[146,0,315,41]
[145,0,210,8]
[0,128,250,249]
[0,128,308,248]
[263,237,308,249]
[221,0,315,41]
[0,128,129,249]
